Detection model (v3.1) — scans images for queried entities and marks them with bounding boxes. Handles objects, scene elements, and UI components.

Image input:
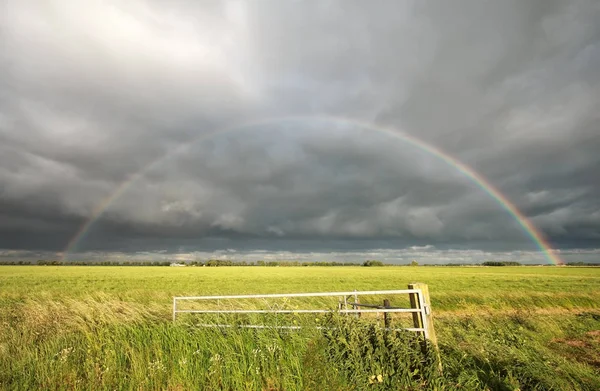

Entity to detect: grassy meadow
[1,266,599,390]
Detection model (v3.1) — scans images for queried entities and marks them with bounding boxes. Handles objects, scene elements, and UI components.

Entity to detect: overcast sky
[1,0,599,263]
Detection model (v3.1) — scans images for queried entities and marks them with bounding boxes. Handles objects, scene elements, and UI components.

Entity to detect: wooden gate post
[408,283,442,371]
[383,298,391,328]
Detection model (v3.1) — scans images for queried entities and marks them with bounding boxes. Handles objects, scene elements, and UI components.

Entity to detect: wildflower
[55,347,74,363]
[148,359,166,373]
[266,344,279,354]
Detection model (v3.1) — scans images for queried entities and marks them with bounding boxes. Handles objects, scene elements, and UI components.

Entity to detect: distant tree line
[481,261,522,266]
[0,259,365,267]
[32,260,172,266]
[362,260,384,267]
[4,260,596,267]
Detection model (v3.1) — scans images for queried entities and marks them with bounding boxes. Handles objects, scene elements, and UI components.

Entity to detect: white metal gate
[172,288,433,340]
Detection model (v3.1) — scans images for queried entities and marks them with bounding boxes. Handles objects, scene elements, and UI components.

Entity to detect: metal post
[354,290,360,318]
[172,297,177,322]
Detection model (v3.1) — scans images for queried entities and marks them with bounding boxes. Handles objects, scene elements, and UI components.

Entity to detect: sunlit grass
[1,266,599,390]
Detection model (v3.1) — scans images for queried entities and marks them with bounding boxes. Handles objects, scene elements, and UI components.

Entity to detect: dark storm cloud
[0,0,599,261]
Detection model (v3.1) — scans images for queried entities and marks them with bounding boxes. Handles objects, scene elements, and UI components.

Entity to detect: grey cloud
[0,0,598,262]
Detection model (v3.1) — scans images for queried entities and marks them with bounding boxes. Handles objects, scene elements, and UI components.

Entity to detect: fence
[172,283,438,349]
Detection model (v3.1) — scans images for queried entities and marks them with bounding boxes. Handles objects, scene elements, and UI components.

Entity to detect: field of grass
[1,266,599,390]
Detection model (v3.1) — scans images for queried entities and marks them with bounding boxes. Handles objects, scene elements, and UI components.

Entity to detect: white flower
[148,359,166,373]
[56,347,74,363]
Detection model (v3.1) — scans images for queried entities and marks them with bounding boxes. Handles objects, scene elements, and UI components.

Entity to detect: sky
[1,0,599,264]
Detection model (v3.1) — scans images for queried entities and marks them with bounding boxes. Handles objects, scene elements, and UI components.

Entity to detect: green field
[1,266,599,390]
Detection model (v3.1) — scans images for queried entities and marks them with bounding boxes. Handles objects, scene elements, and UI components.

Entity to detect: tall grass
[1,266,599,390]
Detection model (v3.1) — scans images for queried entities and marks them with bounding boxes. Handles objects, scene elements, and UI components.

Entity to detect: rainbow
[61,116,563,265]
